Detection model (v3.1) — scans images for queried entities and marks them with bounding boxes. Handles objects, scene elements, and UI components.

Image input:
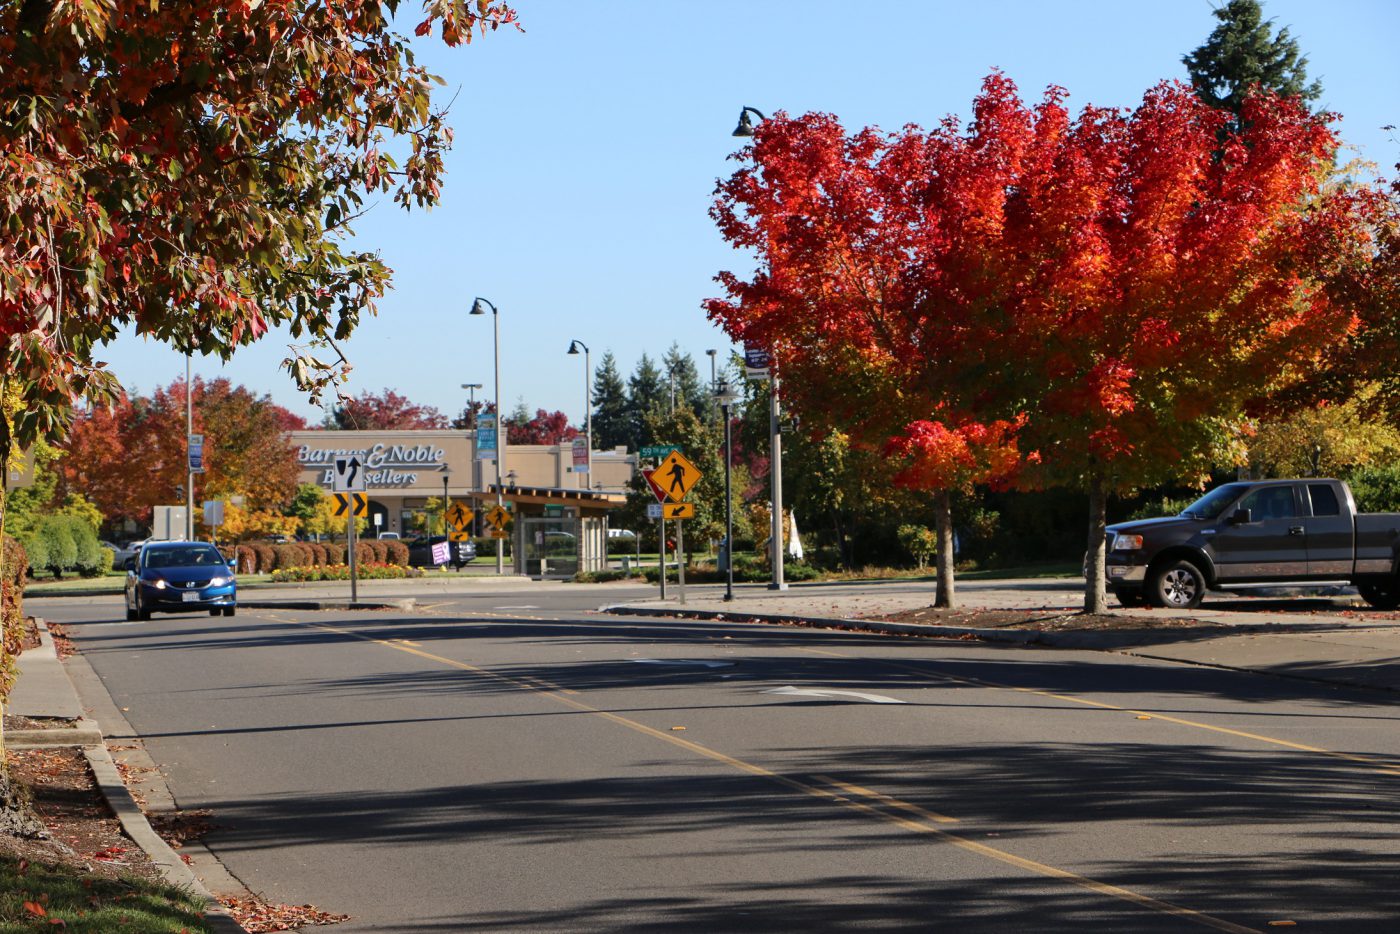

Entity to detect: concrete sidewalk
[601,577,1400,695]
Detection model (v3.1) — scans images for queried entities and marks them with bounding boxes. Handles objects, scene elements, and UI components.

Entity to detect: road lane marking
[299,618,1261,933]
[796,647,1400,777]
[764,685,905,704]
[814,775,958,823]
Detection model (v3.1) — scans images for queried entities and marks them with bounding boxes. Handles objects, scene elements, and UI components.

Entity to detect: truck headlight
[1111,534,1144,551]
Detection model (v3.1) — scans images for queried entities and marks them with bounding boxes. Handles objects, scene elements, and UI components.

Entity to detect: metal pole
[493,309,504,574]
[723,401,734,602]
[185,355,193,541]
[707,349,717,424]
[348,508,358,604]
[658,515,667,600]
[676,519,686,605]
[769,375,787,590]
[584,345,592,487]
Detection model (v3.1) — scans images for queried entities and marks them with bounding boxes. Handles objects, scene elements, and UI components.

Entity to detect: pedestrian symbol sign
[485,504,510,530]
[446,502,474,531]
[656,450,700,503]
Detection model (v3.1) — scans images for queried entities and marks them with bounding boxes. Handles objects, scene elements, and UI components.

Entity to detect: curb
[238,598,416,612]
[23,619,246,932]
[599,604,1400,696]
[82,742,246,933]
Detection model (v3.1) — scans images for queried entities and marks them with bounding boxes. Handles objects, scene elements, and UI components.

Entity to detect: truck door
[1303,482,1353,577]
[1210,484,1308,580]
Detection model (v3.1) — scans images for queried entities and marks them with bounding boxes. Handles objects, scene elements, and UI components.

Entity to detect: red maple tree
[506,409,581,447]
[330,390,448,430]
[710,73,1380,611]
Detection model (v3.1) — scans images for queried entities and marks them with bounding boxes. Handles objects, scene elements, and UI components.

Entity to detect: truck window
[1181,483,1248,519]
[1239,486,1297,520]
[1307,483,1340,517]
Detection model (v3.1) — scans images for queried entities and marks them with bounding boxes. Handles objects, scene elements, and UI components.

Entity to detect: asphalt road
[36,586,1400,932]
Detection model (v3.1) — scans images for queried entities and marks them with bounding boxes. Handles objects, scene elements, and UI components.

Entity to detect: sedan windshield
[1180,483,1247,520]
[145,546,226,569]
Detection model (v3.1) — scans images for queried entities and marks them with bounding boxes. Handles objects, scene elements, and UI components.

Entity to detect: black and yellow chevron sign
[334,492,368,518]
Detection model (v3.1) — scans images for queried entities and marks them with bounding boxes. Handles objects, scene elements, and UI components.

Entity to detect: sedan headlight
[150,578,168,589]
[1111,534,1144,551]
[207,575,232,587]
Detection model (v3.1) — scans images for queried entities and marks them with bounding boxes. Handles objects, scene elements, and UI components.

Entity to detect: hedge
[22,515,104,578]
[384,540,409,566]
[270,563,423,582]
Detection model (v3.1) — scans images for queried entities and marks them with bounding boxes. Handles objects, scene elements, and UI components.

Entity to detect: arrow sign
[665,502,694,519]
[333,456,366,493]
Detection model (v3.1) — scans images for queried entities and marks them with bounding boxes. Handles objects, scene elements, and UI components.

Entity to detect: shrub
[252,543,276,573]
[1345,464,1400,513]
[36,517,78,577]
[309,543,328,567]
[323,542,346,565]
[896,524,939,570]
[271,543,305,571]
[270,562,423,582]
[473,536,509,557]
[366,540,388,563]
[18,532,48,577]
[384,540,409,566]
[71,521,105,577]
[354,541,374,565]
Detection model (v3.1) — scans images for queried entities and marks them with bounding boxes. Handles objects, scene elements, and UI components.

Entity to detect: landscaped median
[269,562,422,583]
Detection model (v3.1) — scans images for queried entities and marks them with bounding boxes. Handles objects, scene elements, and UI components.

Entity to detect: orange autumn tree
[710,73,1378,613]
[0,0,516,462]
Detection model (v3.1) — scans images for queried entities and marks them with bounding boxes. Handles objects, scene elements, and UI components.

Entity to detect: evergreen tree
[663,343,707,421]
[1183,0,1321,124]
[591,352,631,451]
[626,354,666,451]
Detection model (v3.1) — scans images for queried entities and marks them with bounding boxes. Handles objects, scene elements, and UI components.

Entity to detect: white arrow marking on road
[764,686,905,704]
[632,659,735,669]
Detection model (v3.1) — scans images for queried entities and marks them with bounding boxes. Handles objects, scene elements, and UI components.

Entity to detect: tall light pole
[185,354,193,541]
[460,383,482,424]
[470,296,505,574]
[566,340,592,487]
[714,381,740,602]
[731,105,787,590]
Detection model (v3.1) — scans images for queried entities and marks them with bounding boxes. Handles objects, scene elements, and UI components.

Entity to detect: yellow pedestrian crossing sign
[485,504,510,530]
[333,492,368,518]
[446,502,474,531]
[656,449,701,503]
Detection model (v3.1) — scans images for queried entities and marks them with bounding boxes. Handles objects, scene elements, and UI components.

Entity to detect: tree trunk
[1084,477,1109,614]
[934,490,956,609]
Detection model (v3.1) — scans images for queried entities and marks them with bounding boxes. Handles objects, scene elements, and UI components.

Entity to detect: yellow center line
[797,646,1400,777]
[299,618,1260,934]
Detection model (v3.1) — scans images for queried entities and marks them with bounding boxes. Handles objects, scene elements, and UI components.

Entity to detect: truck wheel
[1357,580,1400,610]
[1148,560,1205,609]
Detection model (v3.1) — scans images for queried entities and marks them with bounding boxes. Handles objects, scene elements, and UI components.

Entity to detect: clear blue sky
[100,0,1400,428]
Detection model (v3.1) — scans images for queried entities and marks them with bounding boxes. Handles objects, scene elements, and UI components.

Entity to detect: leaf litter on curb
[219,895,351,932]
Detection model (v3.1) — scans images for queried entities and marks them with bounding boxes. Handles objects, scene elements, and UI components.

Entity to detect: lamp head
[567,341,580,355]
[470,297,494,316]
[713,381,741,407]
[732,106,766,138]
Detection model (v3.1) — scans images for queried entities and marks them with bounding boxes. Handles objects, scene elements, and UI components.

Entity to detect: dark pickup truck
[1103,478,1400,609]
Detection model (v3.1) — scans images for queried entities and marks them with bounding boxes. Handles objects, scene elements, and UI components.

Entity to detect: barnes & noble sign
[298,443,447,488]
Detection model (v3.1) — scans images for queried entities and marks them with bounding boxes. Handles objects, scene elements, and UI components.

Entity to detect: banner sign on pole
[744,344,771,382]
[476,414,498,461]
[572,437,589,473]
[188,434,205,474]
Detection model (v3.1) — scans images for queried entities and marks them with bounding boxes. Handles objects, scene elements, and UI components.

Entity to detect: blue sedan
[125,542,237,621]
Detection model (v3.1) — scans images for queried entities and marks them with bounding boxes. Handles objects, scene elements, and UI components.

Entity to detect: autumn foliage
[0,0,516,454]
[709,73,1380,608]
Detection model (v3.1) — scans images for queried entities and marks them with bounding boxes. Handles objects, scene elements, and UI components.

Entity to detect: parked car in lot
[112,539,150,568]
[405,535,476,569]
[125,541,237,620]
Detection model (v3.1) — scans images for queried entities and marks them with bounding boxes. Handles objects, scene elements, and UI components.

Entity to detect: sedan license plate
[181,591,199,603]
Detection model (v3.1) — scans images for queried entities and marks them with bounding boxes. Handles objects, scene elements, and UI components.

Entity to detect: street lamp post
[470,296,506,574]
[714,381,741,602]
[460,383,482,424]
[730,105,787,591]
[706,349,718,423]
[566,340,592,487]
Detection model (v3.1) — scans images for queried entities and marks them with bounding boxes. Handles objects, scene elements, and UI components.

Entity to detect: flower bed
[270,563,422,582]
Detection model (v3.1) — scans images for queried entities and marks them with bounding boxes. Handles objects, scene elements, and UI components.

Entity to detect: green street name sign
[640,445,679,459]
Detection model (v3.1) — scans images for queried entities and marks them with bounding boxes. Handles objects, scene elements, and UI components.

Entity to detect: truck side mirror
[1229,507,1252,525]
